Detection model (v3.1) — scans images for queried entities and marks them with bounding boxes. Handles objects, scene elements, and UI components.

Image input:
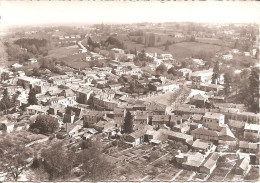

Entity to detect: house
[150,115,170,129]
[203,112,225,131]
[244,123,260,141]
[26,105,48,115]
[176,151,205,171]
[218,126,236,141]
[191,114,203,123]
[0,119,15,133]
[191,128,219,142]
[235,157,250,175]
[65,122,83,138]
[12,63,23,68]
[82,111,105,128]
[148,82,179,93]
[125,130,146,146]
[189,94,208,108]
[28,58,38,63]
[199,84,224,94]
[166,130,193,145]
[239,141,259,154]
[192,139,214,154]
[161,54,173,61]
[222,54,233,60]
[93,120,116,134]
[146,102,167,115]
[190,69,213,88]
[134,115,148,126]
[172,123,190,134]
[200,152,219,174]
[228,119,245,137]
[17,76,41,89]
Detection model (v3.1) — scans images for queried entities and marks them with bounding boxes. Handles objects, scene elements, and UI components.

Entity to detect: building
[149,82,179,93]
[161,54,173,61]
[82,111,105,128]
[28,58,38,63]
[191,128,219,142]
[244,123,260,141]
[222,54,233,60]
[190,69,213,88]
[239,141,259,154]
[203,112,225,131]
[200,152,219,174]
[235,157,250,175]
[125,130,146,146]
[192,139,214,154]
[176,151,205,171]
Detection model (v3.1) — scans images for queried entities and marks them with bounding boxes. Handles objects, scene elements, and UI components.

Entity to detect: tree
[212,61,220,84]
[29,115,59,134]
[1,72,10,81]
[234,39,239,49]
[32,67,41,77]
[0,88,13,113]
[224,72,232,96]
[41,142,74,180]
[76,139,114,181]
[28,88,38,105]
[0,138,32,181]
[137,37,143,44]
[123,111,133,134]
[164,40,170,51]
[156,64,167,75]
[248,67,259,113]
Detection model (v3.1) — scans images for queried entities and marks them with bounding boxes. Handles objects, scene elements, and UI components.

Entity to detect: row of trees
[14,38,48,56]
[0,88,18,114]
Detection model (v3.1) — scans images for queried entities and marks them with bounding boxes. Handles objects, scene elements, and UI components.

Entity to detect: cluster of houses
[0,30,259,180]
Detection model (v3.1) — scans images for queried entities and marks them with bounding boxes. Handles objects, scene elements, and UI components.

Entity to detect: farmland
[47,45,80,59]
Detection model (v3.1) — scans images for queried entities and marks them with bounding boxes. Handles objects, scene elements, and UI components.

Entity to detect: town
[0,21,259,181]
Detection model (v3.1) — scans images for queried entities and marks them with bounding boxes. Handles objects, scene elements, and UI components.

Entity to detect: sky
[0,1,259,27]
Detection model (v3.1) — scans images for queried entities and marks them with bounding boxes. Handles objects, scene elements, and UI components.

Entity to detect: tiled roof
[191,128,219,137]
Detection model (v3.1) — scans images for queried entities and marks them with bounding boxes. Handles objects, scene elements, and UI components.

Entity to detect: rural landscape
[0,1,259,182]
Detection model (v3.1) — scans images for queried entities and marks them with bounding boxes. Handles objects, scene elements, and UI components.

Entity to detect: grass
[245,166,260,181]
[155,173,173,181]
[47,45,79,59]
[167,41,228,59]
[141,90,178,106]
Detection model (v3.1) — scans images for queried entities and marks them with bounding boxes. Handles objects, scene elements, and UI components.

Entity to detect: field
[196,37,235,48]
[141,91,178,106]
[167,41,228,59]
[47,45,80,59]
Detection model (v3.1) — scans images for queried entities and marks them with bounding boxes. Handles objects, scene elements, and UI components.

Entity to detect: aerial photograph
[0,1,259,182]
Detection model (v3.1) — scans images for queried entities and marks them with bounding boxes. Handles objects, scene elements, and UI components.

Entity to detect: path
[187,172,196,181]
[170,169,183,181]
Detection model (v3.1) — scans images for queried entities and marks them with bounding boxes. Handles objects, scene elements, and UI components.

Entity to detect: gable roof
[228,120,245,129]
[192,139,211,150]
[219,127,235,139]
[191,128,219,137]
[235,158,249,171]
[203,112,224,119]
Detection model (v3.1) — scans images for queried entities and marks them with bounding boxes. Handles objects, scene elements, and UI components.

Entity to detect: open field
[47,45,79,59]
[167,41,228,59]
[141,91,177,106]
[196,37,235,48]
